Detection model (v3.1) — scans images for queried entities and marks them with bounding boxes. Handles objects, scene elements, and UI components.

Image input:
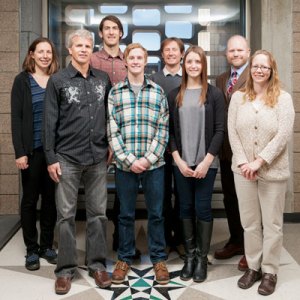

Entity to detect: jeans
[115,166,166,265]
[173,167,217,222]
[21,147,56,253]
[54,155,108,277]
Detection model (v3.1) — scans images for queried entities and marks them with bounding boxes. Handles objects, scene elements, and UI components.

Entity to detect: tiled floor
[0,219,299,300]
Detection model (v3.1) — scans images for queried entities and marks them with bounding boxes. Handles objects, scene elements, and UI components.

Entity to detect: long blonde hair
[244,50,280,107]
[176,46,208,107]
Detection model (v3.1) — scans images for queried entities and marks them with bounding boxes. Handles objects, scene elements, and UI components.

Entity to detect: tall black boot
[193,219,213,282]
[180,219,196,281]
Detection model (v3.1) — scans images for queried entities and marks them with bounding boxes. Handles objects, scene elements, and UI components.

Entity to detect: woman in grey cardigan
[228,50,295,296]
[168,46,224,283]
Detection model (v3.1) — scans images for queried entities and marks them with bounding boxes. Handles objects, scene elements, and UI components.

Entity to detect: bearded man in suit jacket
[214,35,250,271]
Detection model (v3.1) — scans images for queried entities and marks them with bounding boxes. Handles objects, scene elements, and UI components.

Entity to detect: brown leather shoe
[238,255,248,271]
[89,270,111,289]
[258,273,277,296]
[55,276,71,295]
[214,243,244,259]
[154,261,170,285]
[112,260,130,284]
[238,269,262,289]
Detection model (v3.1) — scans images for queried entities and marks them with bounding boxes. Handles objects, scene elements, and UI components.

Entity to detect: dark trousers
[163,153,181,247]
[112,199,120,246]
[112,166,120,248]
[174,167,217,221]
[20,148,56,253]
[220,159,244,246]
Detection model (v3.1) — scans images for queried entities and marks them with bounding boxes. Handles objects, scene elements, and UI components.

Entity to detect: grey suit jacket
[216,66,249,160]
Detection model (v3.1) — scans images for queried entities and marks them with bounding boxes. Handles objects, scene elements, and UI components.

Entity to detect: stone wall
[0,0,43,214]
[259,0,296,212]
[293,0,300,211]
[0,0,19,214]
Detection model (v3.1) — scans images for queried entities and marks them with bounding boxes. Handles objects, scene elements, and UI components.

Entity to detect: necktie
[227,71,238,95]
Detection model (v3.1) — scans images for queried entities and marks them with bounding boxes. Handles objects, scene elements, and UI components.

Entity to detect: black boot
[180,219,196,281]
[193,219,213,282]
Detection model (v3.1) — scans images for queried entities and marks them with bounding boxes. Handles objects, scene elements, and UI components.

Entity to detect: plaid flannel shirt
[107,76,169,171]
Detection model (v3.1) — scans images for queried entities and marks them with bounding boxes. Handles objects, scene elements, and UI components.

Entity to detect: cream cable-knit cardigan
[228,90,295,181]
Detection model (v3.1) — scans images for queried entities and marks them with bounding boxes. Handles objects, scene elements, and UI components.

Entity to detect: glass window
[100,5,128,14]
[147,56,161,75]
[165,21,193,39]
[164,5,192,14]
[65,6,93,25]
[133,7,160,26]
[132,31,160,51]
[48,0,244,79]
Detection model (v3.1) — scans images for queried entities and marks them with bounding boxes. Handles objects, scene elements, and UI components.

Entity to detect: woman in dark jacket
[11,37,59,270]
[168,46,224,282]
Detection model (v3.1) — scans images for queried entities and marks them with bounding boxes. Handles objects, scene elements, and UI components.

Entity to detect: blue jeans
[54,155,108,277]
[115,166,166,265]
[173,167,217,222]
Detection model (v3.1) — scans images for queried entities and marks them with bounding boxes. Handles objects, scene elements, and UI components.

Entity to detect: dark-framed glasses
[251,65,271,72]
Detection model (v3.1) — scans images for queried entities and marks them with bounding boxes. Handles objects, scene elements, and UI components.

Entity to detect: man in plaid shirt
[107,43,170,285]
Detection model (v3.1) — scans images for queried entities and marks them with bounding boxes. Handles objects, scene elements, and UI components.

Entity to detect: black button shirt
[43,63,112,165]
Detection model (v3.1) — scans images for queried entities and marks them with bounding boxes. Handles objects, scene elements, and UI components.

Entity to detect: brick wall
[0,0,20,214]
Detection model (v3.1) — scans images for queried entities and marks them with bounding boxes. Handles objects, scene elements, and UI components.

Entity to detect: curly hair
[244,50,281,107]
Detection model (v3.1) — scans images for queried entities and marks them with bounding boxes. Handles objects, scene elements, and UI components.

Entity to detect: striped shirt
[29,74,45,149]
[90,48,127,86]
[107,76,169,171]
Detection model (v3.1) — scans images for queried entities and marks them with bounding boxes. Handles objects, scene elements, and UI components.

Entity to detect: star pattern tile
[106,266,187,300]
[0,221,299,300]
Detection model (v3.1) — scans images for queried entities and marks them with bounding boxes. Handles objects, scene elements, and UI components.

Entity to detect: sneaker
[39,248,57,264]
[112,260,130,284]
[25,253,40,271]
[154,261,170,284]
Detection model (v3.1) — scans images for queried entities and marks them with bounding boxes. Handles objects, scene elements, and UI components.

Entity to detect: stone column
[0,0,20,214]
[260,0,294,212]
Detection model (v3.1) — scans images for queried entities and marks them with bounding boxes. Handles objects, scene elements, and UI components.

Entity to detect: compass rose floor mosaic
[0,219,300,300]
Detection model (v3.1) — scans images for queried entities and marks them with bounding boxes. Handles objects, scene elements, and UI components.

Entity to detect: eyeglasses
[251,65,271,72]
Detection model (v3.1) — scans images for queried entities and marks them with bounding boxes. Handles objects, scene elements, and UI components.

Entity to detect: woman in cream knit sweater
[228,50,295,296]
